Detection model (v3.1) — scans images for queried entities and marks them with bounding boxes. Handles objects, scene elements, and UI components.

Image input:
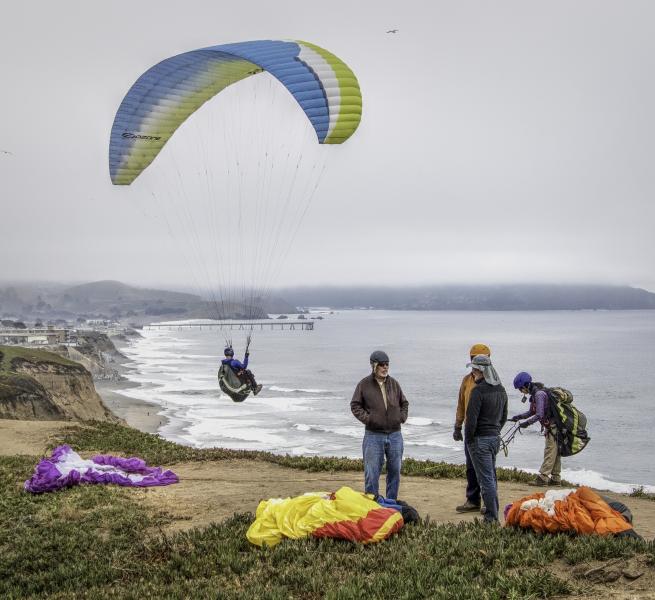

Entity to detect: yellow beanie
[469,343,491,357]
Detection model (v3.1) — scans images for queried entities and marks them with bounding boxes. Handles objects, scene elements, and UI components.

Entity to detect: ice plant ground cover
[0,422,653,599]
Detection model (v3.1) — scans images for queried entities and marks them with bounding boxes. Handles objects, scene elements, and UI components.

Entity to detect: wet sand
[95,379,165,434]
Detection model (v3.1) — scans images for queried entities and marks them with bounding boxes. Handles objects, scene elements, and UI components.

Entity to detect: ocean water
[115,310,655,493]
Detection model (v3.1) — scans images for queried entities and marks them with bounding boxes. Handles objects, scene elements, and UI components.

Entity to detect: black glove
[509,415,520,422]
[453,426,463,441]
[519,421,530,429]
[245,352,250,358]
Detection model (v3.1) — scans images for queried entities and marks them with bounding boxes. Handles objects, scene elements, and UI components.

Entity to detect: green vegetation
[55,422,538,484]
[0,422,652,598]
[0,345,81,374]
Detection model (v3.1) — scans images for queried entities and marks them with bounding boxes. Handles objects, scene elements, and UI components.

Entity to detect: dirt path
[2,418,653,539]
[4,419,653,598]
[0,419,78,456]
[134,460,655,540]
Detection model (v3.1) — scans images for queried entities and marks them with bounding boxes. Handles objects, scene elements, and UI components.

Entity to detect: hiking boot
[253,384,263,396]
[528,475,549,487]
[480,506,486,515]
[548,478,562,486]
[456,500,481,513]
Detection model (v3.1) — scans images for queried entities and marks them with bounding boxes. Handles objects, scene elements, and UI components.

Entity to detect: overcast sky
[2,1,655,292]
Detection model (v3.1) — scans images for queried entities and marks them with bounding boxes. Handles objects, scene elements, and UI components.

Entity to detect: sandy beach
[95,379,164,434]
[94,335,167,434]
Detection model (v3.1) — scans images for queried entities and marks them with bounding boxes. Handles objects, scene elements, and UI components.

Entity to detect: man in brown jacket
[351,350,409,500]
[453,343,492,513]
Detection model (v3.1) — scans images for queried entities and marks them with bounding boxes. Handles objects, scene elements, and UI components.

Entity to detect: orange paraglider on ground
[504,486,635,536]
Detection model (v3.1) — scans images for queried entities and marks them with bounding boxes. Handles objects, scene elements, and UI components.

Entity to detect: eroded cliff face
[0,373,67,420]
[54,331,127,381]
[0,350,122,423]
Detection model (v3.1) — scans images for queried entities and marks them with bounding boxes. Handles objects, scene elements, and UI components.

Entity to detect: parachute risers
[109,39,362,328]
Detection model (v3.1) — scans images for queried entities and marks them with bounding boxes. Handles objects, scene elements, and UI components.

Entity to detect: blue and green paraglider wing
[109,40,362,185]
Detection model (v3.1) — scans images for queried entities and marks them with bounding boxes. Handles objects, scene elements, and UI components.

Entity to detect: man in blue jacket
[222,347,262,395]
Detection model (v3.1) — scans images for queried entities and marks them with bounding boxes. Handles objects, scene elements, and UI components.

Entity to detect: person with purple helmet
[510,371,560,486]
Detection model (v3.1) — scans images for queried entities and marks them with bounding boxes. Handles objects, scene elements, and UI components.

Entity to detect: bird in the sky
[386,29,399,34]
[1,150,12,155]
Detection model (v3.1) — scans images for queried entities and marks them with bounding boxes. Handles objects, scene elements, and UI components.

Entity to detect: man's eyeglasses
[377,362,389,367]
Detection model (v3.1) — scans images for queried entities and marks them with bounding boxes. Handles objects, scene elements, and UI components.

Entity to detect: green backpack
[545,387,590,457]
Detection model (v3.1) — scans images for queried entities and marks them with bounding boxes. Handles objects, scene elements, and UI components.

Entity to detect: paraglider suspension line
[500,423,523,457]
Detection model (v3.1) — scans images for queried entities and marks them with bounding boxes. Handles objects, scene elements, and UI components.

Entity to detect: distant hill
[0,280,298,323]
[62,280,196,304]
[280,284,655,310]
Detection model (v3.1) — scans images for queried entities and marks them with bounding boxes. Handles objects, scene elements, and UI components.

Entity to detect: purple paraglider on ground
[24,445,179,493]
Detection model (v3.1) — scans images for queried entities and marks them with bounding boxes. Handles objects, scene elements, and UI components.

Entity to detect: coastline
[99,316,655,494]
[95,334,168,435]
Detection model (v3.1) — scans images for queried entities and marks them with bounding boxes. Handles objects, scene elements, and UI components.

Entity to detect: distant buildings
[0,327,71,346]
[0,321,123,348]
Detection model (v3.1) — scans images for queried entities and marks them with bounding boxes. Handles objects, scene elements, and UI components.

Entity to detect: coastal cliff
[0,346,121,423]
[54,330,127,381]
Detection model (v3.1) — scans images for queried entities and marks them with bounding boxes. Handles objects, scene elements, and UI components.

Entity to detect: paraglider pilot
[222,347,263,396]
[510,372,561,487]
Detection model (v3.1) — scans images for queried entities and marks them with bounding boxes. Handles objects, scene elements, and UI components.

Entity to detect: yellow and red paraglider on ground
[247,486,404,547]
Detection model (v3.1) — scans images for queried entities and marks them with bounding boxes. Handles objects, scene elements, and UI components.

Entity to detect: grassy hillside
[0,422,653,599]
[0,345,80,374]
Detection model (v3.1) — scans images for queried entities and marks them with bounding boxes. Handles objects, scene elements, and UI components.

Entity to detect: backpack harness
[544,387,590,457]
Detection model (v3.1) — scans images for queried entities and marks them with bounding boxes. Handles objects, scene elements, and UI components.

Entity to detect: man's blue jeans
[362,430,403,500]
[464,437,481,506]
[467,435,500,522]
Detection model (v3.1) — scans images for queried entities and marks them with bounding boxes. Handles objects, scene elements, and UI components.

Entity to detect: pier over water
[145,320,314,331]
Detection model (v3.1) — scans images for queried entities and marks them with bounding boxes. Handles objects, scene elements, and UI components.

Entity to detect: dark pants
[468,436,501,522]
[237,369,258,389]
[464,437,481,506]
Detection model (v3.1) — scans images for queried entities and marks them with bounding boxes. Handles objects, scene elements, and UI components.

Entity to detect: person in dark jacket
[221,347,262,395]
[465,354,508,522]
[351,350,409,500]
[453,343,491,513]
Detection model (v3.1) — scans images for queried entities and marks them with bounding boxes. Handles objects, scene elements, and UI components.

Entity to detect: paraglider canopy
[108,39,362,378]
[109,39,362,185]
